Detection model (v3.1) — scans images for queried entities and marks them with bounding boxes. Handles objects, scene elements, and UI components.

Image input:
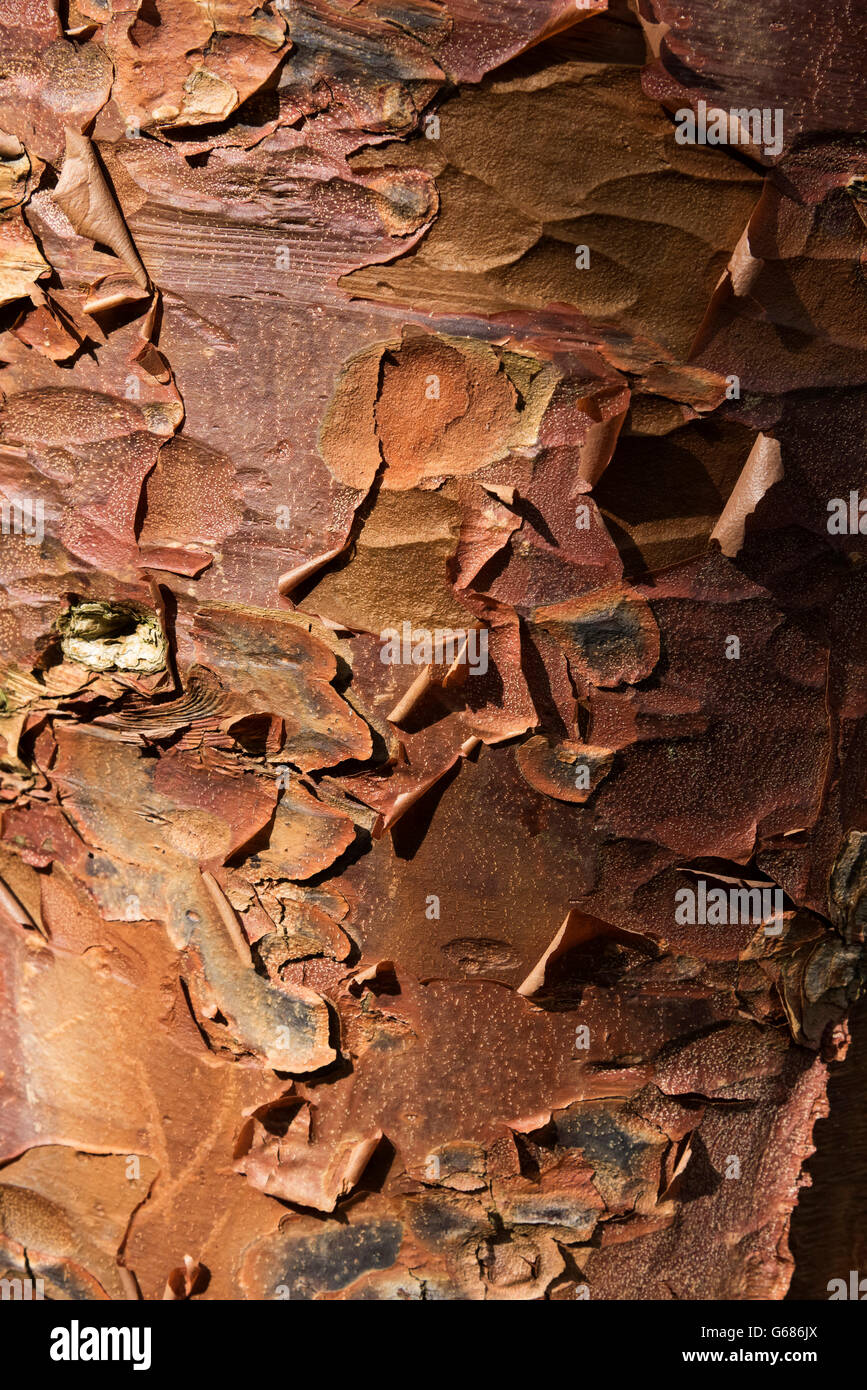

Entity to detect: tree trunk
[0,0,864,1303]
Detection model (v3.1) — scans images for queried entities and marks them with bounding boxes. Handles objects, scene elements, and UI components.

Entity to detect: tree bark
[0,0,864,1302]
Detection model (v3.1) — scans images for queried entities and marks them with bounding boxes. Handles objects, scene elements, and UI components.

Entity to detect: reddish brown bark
[0,0,864,1302]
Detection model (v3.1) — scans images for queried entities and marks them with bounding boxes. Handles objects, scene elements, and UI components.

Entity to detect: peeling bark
[0,0,864,1305]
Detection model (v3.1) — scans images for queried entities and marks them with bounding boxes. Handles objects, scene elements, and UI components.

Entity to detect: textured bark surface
[0,0,864,1302]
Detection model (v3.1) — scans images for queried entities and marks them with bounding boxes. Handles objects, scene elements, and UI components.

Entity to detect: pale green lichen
[57,601,168,674]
